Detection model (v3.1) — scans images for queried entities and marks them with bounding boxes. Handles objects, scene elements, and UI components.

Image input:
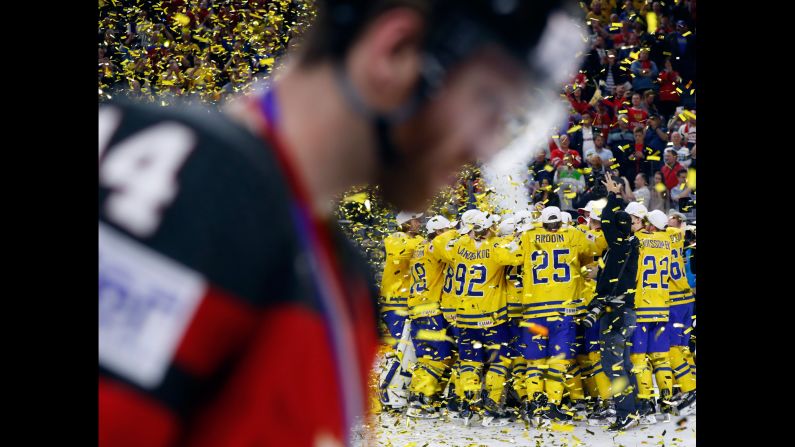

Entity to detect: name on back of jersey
[99,222,206,389]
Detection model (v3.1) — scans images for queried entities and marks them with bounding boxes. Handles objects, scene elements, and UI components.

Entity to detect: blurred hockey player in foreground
[99,1,583,446]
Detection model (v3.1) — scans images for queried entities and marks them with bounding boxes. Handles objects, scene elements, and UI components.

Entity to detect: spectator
[586,0,612,27]
[644,115,669,151]
[627,92,649,127]
[583,34,609,77]
[592,100,615,138]
[602,80,632,116]
[566,84,592,115]
[625,172,651,208]
[629,48,658,93]
[670,169,696,220]
[641,90,660,116]
[644,115,669,172]
[689,145,696,171]
[584,134,614,167]
[660,148,685,190]
[619,0,639,22]
[611,20,635,47]
[657,58,682,121]
[555,161,587,211]
[596,50,630,96]
[626,126,648,179]
[648,170,671,213]
[551,135,583,169]
[667,131,690,168]
[533,177,561,208]
[607,114,634,148]
[530,149,554,187]
[570,113,598,154]
[586,152,607,176]
[617,31,641,61]
[678,114,696,148]
[607,115,634,178]
[667,20,696,82]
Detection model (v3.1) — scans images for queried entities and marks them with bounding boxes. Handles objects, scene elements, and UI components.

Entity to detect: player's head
[299,0,582,209]
[577,200,594,225]
[426,214,456,238]
[396,211,423,233]
[645,209,668,232]
[473,212,497,239]
[540,206,563,231]
[514,209,534,233]
[458,208,483,236]
[624,201,648,233]
[667,209,686,228]
[560,211,572,228]
[497,215,516,236]
[587,198,606,229]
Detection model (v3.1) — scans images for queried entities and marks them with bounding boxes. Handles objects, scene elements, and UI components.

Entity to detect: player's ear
[346,7,425,112]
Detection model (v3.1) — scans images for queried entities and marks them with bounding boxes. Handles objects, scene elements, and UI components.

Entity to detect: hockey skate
[406,393,440,419]
[586,399,615,426]
[521,392,548,427]
[656,390,676,422]
[637,399,657,425]
[542,402,574,423]
[675,390,696,416]
[480,397,511,427]
[607,412,640,432]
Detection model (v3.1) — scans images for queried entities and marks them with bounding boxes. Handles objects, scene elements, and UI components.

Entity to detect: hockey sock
[545,356,568,405]
[649,351,674,399]
[485,356,512,403]
[510,357,528,401]
[630,353,654,400]
[669,346,696,393]
[524,358,545,400]
[566,357,585,401]
[587,351,613,401]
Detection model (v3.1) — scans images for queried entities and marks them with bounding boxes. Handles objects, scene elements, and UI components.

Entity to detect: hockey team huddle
[377,184,697,431]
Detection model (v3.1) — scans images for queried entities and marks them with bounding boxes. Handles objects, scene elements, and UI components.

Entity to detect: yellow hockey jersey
[380,232,423,313]
[635,230,672,322]
[505,264,524,318]
[517,226,596,319]
[407,229,458,318]
[437,234,517,329]
[666,227,694,306]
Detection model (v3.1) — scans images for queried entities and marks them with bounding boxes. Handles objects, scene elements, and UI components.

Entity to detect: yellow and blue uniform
[630,229,674,401]
[506,226,596,405]
[437,233,518,403]
[380,232,423,345]
[665,227,696,394]
[505,261,528,401]
[570,227,613,402]
[407,230,458,399]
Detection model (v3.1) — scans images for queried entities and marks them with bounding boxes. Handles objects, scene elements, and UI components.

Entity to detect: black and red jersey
[98,100,378,447]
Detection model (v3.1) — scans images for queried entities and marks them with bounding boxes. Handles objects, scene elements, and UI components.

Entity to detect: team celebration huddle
[376,173,696,432]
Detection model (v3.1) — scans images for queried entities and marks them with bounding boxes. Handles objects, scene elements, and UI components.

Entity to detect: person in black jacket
[582,173,642,431]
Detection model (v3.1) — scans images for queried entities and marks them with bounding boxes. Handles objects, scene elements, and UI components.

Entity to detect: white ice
[354,412,695,447]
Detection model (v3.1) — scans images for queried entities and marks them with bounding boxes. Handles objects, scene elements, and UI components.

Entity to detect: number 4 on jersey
[99,109,196,238]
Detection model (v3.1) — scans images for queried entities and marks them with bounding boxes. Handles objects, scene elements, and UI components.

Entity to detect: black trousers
[599,306,639,418]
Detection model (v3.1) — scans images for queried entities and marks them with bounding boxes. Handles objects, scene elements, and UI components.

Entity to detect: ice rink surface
[353,412,696,447]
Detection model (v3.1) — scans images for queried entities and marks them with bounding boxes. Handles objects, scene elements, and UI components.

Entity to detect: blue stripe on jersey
[457,306,508,319]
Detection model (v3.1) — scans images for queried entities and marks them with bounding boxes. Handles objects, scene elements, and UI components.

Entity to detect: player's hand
[602,172,622,194]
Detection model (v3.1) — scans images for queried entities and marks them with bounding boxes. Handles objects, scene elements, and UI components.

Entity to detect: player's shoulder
[102,100,273,168]
[666,226,684,236]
